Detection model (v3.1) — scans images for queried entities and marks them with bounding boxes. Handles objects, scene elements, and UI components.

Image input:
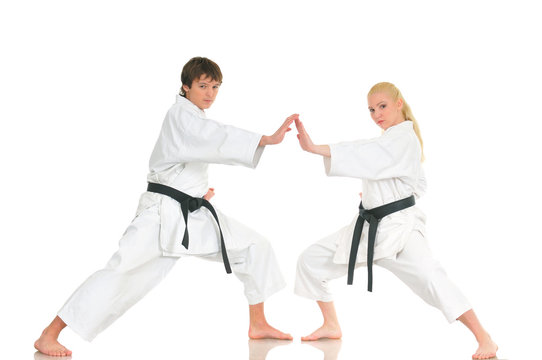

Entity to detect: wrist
[259,135,268,147]
[313,144,331,157]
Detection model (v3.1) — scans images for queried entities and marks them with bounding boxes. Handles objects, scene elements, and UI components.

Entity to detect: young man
[35,57,294,356]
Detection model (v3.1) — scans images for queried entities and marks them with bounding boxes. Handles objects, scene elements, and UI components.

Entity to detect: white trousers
[295,230,471,323]
[58,205,286,342]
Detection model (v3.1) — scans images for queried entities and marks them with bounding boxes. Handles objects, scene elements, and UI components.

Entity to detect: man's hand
[259,114,297,146]
[203,188,215,201]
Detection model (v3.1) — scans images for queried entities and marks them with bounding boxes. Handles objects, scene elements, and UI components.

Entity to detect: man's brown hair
[180,57,223,97]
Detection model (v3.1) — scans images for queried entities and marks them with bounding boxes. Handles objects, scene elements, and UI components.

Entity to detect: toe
[281,332,293,340]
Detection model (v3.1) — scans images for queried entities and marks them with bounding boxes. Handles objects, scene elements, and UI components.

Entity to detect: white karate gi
[295,121,471,323]
[58,95,286,341]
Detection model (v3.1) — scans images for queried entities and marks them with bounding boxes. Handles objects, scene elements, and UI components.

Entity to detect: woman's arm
[295,118,330,157]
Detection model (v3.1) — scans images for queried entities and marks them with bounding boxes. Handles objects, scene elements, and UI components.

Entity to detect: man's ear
[182,84,190,94]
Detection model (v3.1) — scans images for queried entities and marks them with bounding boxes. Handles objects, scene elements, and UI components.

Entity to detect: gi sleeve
[323,131,420,180]
[151,106,264,169]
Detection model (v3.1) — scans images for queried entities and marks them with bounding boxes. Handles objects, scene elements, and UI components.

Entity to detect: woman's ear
[396,98,403,110]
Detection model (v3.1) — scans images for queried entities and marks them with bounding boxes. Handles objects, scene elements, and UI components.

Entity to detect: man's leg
[231,236,292,339]
[35,205,178,355]
[203,214,291,340]
[248,302,292,340]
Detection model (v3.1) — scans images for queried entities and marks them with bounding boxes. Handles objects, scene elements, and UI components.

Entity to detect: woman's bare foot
[301,323,342,341]
[457,309,498,359]
[301,300,342,341]
[472,335,498,359]
[34,316,72,356]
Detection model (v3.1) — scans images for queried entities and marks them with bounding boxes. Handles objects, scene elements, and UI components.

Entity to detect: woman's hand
[259,114,297,146]
[203,188,215,201]
[295,118,331,157]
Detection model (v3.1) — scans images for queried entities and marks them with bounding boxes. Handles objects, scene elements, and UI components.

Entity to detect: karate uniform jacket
[136,95,265,256]
[324,121,427,264]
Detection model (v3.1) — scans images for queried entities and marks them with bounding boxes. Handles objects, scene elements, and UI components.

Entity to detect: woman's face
[367,92,404,130]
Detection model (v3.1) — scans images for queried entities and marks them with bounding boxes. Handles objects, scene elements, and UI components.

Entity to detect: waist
[360,195,416,220]
[362,193,416,209]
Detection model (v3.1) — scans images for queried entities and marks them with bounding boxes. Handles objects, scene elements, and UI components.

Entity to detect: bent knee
[296,245,320,273]
[409,263,448,293]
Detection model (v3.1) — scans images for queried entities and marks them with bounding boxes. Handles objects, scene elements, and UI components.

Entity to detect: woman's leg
[458,310,498,359]
[301,301,342,341]
[295,234,349,340]
[377,231,497,359]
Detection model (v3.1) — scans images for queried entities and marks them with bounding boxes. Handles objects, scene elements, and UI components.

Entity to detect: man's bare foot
[472,335,498,359]
[34,329,72,357]
[248,322,293,340]
[301,323,342,341]
[34,351,71,360]
[248,303,292,340]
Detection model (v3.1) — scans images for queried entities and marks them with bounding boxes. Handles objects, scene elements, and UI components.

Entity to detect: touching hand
[295,117,331,157]
[295,118,315,152]
[259,114,297,146]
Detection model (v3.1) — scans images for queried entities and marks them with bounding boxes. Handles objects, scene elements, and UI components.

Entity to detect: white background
[1,1,540,359]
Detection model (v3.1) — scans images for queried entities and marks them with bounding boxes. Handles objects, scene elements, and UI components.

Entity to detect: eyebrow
[368,101,386,109]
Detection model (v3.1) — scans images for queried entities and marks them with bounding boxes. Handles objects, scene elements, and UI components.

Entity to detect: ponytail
[368,82,425,162]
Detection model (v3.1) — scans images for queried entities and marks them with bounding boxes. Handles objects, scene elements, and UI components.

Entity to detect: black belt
[147,182,232,274]
[347,195,415,292]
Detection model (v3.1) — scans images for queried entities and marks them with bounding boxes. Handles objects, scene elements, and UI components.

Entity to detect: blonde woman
[294,82,498,359]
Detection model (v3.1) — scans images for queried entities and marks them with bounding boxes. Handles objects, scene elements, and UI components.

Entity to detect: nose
[207,88,217,99]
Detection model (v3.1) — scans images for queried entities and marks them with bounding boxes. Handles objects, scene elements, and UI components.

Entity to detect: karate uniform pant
[57,205,286,342]
[294,230,471,323]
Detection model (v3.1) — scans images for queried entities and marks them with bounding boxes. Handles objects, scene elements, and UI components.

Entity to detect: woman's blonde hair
[368,82,425,162]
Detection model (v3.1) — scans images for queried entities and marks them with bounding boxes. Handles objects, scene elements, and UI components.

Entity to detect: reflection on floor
[301,339,343,360]
[249,338,342,360]
[33,339,343,360]
[34,340,504,360]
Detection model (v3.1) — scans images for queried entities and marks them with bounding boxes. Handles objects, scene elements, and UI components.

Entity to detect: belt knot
[146,182,232,274]
[359,206,375,222]
[349,195,416,291]
[188,197,203,212]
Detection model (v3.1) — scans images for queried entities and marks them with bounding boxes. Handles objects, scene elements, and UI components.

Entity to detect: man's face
[183,74,221,110]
